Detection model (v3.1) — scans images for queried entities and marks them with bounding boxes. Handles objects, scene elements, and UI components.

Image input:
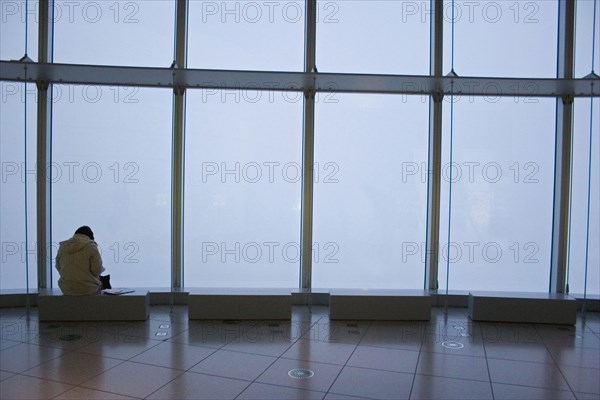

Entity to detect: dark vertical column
[424,0,444,290]
[550,0,576,293]
[37,0,53,288]
[171,0,188,289]
[300,0,317,291]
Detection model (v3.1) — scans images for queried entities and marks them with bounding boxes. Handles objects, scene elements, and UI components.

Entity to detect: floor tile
[492,382,576,399]
[329,366,413,400]
[101,319,188,341]
[479,323,542,344]
[484,341,555,364]
[559,365,600,394]
[574,391,600,399]
[222,330,297,357]
[547,345,600,369]
[1,319,41,343]
[27,322,104,350]
[582,317,600,334]
[129,341,215,370]
[54,386,137,400]
[0,369,15,381]
[246,321,312,342]
[293,318,327,335]
[367,321,426,335]
[536,326,600,349]
[347,345,419,374]
[410,374,493,399]
[0,342,65,373]
[257,357,343,393]
[146,371,249,399]
[360,322,424,352]
[416,351,489,382]
[0,306,597,400]
[238,382,325,400]
[282,339,357,365]
[23,352,123,385]
[190,349,276,381]
[0,308,31,320]
[0,339,21,351]
[487,358,571,390]
[424,320,482,344]
[0,374,73,400]
[421,332,486,358]
[303,321,370,345]
[324,394,372,400]
[76,334,161,360]
[81,360,183,398]
[168,321,240,349]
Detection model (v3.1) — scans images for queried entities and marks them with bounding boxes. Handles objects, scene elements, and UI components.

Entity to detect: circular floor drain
[288,369,314,379]
[59,334,82,342]
[442,341,464,349]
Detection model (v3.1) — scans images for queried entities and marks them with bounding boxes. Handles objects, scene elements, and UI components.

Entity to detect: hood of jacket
[59,233,96,253]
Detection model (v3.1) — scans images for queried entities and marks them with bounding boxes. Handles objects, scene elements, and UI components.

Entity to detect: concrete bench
[188,288,292,320]
[329,290,432,321]
[468,291,577,325]
[38,289,149,322]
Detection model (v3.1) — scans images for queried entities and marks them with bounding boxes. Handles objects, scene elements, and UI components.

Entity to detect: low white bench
[468,291,577,325]
[188,288,292,320]
[38,289,149,322]
[329,290,433,321]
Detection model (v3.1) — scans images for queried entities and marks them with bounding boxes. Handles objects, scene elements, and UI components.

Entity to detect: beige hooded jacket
[55,233,105,295]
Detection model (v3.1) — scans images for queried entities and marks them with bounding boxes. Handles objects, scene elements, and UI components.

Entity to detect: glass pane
[438,97,555,292]
[184,89,302,288]
[313,94,429,289]
[0,0,39,61]
[51,87,172,288]
[317,0,429,74]
[570,1,599,296]
[52,0,174,66]
[575,0,600,78]
[444,0,558,77]
[188,1,304,71]
[568,98,600,296]
[1,82,37,290]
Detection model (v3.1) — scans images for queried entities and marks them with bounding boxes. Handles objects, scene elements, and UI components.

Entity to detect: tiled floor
[1,306,599,400]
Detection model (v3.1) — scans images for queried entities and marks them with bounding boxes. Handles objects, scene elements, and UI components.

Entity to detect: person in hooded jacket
[55,226,105,295]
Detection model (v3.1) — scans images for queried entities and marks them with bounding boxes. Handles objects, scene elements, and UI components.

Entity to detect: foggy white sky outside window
[184,89,302,288]
[51,1,174,288]
[0,0,598,294]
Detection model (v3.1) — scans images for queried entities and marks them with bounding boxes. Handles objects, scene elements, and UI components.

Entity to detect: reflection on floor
[0,306,599,399]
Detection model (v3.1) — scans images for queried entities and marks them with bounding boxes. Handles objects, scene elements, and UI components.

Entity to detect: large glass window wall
[0,0,597,296]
